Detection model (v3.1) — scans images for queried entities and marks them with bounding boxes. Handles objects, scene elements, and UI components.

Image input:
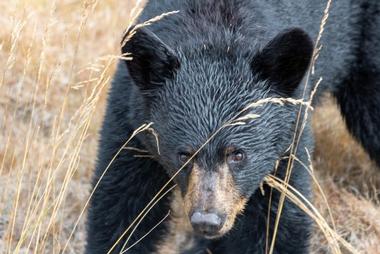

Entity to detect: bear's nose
[190,211,225,236]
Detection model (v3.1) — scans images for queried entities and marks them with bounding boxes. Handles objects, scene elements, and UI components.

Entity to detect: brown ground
[0,1,379,253]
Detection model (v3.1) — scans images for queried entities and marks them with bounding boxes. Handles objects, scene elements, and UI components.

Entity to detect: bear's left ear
[251,28,314,95]
[121,27,180,92]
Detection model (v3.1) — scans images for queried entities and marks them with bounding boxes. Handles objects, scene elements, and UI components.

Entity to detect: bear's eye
[226,149,245,164]
[178,152,192,164]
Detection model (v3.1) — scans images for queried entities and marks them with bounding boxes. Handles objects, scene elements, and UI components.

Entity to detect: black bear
[85,0,380,253]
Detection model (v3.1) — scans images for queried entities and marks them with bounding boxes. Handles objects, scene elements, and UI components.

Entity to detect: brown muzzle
[183,164,248,238]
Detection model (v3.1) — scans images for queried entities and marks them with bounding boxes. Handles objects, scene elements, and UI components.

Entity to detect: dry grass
[0,0,379,253]
[311,96,380,253]
[0,0,142,252]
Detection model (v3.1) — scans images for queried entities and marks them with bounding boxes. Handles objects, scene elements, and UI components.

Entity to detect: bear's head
[122,26,313,238]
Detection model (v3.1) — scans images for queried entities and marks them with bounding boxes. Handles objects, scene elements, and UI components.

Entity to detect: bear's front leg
[264,149,313,254]
[85,142,172,254]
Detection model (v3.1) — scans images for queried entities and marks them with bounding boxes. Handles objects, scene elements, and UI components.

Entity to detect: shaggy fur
[85,1,380,253]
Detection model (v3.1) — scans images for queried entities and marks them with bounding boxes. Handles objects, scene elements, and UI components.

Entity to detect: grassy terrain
[0,0,379,253]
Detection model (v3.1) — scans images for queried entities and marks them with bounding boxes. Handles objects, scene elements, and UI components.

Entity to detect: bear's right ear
[251,28,314,95]
[121,27,180,91]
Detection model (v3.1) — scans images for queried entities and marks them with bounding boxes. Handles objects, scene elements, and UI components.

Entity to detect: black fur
[122,28,180,93]
[85,0,380,253]
[333,1,380,166]
[251,28,314,95]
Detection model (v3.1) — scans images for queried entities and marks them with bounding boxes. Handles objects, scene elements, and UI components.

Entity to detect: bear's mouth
[200,231,224,239]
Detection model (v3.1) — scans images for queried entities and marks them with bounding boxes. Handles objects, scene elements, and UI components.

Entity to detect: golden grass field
[0,0,379,253]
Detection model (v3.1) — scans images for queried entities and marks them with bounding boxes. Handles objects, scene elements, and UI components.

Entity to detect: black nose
[190,211,224,236]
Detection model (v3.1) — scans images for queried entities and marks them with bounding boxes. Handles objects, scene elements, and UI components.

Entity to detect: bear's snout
[190,211,226,237]
[183,163,248,238]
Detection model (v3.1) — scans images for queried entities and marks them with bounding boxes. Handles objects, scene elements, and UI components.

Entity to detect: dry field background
[0,0,379,253]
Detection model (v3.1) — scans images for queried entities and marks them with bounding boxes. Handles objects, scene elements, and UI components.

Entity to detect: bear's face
[122,27,313,238]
